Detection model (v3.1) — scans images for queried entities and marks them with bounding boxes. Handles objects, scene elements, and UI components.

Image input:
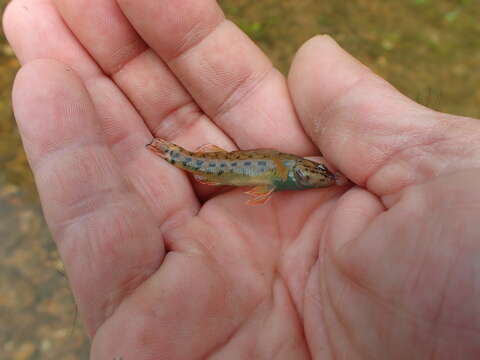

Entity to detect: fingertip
[12,58,95,165]
[290,34,365,79]
[288,35,372,124]
[3,0,23,56]
[13,58,85,119]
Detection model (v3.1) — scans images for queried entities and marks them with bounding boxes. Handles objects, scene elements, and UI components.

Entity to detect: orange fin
[245,185,275,205]
[195,144,227,153]
[146,138,175,159]
[272,158,288,181]
[194,174,221,186]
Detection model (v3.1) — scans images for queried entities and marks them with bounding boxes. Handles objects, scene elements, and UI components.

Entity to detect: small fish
[146,138,347,205]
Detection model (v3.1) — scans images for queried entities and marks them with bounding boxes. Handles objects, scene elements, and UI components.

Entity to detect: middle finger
[117,0,317,154]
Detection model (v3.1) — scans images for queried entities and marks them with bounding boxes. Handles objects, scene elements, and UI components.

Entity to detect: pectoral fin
[245,185,275,205]
[195,144,227,153]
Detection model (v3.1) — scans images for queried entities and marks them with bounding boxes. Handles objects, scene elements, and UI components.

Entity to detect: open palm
[5,0,480,359]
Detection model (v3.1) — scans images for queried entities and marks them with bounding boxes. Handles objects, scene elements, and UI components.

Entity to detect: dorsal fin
[195,144,227,153]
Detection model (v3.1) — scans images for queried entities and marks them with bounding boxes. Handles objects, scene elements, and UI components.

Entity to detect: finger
[3,0,100,75]
[4,0,205,215]
[117,0,317,154]
[289,35,480,196]
[51,0,235,151]
[12,59,165,335]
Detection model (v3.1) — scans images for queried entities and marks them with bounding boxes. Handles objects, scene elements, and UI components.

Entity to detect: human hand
[5,0,480,358]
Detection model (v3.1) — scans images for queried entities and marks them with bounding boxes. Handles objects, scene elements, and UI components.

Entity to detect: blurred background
[1,0,479,358]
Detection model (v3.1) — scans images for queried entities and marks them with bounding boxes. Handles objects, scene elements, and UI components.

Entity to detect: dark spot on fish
[172,152,181,158]
[231,162,237,167]
[257,161,267,166]
[196,160,204,166]
[244,161,252,166]
[184,157,192,162]
[170,159,176,164]
[209,162,216,167]
[220,163,226,167]
[218,170,224,176]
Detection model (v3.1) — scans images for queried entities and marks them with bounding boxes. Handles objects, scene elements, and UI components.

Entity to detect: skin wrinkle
[202,295,271,359]
[318,214,346,360]
[19,107,104,167]
[80,74,152,154]
[311,75,368,137]
[105,38,148,76]
[57,211,127,337]
[164,18,275,130]
[274,272,311,360]
[211,59,273,121]
[324,261,392,359]
[151,100,203,140]
[405,201,446,318]
[198,204,270,274]
[99,256,161,331]
[34,146,126,217]
[426,219,473,332]
[329,240,480,357]
[281,197,337,317]
[158,6,224,63]
[50,188,133,241]
[52,0,148,76]
[158,207,198,248]
[161,20,225,65]
[102,216,164,330]
[14,0,103,78]
[141,244,266,358]
[366,130,451,194]
[135,155,194,204]
[304,277,337,360]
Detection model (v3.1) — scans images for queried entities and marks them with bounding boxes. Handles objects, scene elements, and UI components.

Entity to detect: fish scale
[146,138,344,205]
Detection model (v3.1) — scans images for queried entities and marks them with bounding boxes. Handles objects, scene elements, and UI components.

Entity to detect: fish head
[292,159,337,188]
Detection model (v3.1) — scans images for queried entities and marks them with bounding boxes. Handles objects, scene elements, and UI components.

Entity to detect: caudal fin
[146,138,177,159]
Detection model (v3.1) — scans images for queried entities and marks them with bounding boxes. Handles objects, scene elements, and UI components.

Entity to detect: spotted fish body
[146,138,345,204]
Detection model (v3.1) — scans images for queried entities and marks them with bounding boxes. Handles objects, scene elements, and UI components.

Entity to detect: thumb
[288,35,480,198]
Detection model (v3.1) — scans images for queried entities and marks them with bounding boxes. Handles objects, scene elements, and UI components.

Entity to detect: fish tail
[146,138,185,159]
